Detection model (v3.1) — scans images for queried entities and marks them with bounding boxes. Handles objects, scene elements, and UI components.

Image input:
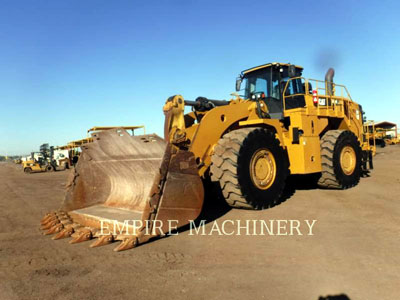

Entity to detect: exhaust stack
[325,68,335,96]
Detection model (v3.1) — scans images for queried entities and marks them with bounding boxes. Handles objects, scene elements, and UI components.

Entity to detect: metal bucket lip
[69,205,145,236]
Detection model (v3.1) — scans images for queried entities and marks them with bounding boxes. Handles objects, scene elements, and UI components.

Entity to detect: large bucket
[41,128,204,251]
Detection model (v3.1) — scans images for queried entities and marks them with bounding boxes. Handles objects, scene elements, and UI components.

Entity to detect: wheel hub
[250,149,276,190]
[340,145,356,175]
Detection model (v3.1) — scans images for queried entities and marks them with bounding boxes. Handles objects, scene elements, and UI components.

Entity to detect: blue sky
[0,0,399,155]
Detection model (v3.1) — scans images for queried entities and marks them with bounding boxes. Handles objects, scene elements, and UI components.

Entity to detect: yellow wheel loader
[41,62,375,251]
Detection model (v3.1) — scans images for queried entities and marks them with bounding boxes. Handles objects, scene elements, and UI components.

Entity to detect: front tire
[210,128,289,209]
[45,165,54,172]
[24,167,32,174]
[318,130,362,189]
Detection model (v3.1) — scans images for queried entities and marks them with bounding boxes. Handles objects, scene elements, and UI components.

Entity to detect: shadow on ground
[175,173,322,234]
[318,294,351,300]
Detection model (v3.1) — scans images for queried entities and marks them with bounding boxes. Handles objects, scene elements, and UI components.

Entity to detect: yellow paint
[340,146,356,175]
[243,62,303,74]
[22,160,47,172]
[163,67,374,177]
[250,149,276,189]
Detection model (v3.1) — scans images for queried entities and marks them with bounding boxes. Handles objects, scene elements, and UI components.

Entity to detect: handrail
[282,77,353,117]
[363,120,376,150]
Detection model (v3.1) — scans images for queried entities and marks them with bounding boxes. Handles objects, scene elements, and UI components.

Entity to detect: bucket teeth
[41,215,60,225]
[70,229,93,244]
[114,237,138,252]
[41,212,68,227]
[41,219,60,230]
[41,217,71,230]
[41,212,57,223]
[45,223,64,235]
[41,211,66,224]
[90,234,114,248]
[52,227,75,240]
[41,215,57,225]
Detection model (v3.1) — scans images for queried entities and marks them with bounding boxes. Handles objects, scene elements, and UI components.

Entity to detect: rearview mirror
[235,76,242,91]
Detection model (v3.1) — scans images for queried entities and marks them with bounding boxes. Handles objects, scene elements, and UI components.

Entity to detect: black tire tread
[210,127,288,209]
[211,128,254,208]
[318,130,361,189]
[318,130,342,188]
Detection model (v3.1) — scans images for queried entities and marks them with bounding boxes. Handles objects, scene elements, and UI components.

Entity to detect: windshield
[240,68,281,100]
[239,66,304,100]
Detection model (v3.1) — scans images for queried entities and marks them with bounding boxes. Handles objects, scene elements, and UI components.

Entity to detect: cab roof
[242,62,303,75]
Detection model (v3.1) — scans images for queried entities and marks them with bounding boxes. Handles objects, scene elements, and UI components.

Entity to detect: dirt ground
[0,146,399,300]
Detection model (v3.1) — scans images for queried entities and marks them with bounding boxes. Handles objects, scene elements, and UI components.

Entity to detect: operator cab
[236,63,306,119]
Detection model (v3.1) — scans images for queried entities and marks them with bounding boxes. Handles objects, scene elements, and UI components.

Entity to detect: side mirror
[235,76,242,91]
[288,64,296,77]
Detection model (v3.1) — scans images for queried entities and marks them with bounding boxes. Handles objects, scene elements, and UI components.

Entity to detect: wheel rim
[340,145,356,175]
[249,149,276,190]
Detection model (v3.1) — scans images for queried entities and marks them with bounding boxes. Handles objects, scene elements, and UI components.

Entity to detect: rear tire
[318,130,362,189]
[210,128,289,209]
[24,167,32,174]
